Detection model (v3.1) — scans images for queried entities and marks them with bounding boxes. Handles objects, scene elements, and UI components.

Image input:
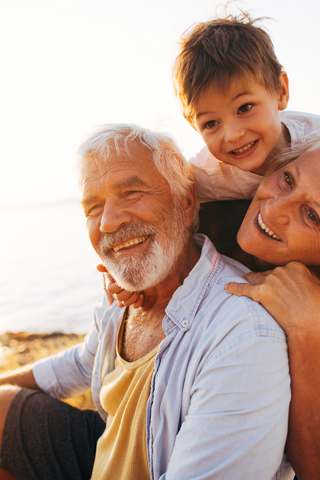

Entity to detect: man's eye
[126,190,139,196]
[238,103,253,114]
[87,205,101,216]
[204,120,218,129]
[283,172,293,187]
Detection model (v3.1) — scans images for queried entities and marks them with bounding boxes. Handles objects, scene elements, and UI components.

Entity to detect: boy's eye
[204,120,219,129]
[238,103,253,114]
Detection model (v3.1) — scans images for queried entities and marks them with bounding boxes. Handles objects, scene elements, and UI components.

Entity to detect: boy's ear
[277,72,289,111]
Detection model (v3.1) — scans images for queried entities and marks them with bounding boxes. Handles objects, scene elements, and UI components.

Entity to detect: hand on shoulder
[225,262,320,339]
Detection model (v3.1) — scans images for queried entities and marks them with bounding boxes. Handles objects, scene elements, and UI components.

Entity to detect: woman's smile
[237,148,320,266]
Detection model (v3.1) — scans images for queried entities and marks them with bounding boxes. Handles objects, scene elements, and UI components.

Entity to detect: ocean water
[0,200,103,334]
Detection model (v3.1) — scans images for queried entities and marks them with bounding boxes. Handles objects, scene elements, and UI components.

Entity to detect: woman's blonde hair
[267,131,320,176]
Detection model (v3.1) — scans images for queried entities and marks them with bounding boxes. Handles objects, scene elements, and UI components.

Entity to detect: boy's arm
[190,146,261,202]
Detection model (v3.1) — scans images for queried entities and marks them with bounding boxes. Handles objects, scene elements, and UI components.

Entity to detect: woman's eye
[308,209,318,224]
[238,103,253,114]
[283,172,293,187]
[204,120,218,129]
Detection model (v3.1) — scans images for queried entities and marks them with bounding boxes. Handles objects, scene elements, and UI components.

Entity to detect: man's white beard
[97,206,189,291]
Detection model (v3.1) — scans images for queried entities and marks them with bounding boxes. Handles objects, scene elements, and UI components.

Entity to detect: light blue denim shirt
[33,235,294,480]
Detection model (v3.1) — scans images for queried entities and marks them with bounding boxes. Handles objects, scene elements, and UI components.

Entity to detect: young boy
[103,10,320,306]
[173,11,320,203]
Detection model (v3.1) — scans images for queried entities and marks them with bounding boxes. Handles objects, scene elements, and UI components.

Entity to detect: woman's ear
[278,72,290,111]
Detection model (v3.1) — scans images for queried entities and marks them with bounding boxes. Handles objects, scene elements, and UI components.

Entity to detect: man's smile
[112,236,149,252]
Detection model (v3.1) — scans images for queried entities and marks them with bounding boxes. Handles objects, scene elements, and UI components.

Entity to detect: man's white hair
[77,123,199,231]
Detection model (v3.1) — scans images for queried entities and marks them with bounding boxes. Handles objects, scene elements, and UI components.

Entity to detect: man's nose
[99,200,131,233]
[264,195,292,225]
[223,121,245,144]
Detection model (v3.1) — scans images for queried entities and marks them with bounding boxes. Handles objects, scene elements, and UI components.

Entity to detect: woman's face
[237,149,320,266]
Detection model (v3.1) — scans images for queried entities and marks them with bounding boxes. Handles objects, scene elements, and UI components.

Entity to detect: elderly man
[0,124,293,480]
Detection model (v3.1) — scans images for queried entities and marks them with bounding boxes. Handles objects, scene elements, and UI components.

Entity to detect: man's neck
[122,238,200,362]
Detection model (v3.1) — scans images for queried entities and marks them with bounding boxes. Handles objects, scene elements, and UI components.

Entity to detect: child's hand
[96,264,144,308]
[108,282,144,309]
[97,264,116,306]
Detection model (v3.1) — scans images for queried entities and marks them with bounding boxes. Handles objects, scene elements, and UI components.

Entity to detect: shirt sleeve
[32,296,106,399]
[190,146,262,202]
[160,335,291,480]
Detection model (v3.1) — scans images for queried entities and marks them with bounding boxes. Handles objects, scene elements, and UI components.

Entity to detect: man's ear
[278,72,290,111]
[182,181,198,229]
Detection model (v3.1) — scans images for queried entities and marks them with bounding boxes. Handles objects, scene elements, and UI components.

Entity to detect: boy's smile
[194,73,289,175]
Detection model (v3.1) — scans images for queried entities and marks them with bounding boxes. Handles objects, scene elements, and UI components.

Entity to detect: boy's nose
[99,199,132,233]
[223,122,245,144]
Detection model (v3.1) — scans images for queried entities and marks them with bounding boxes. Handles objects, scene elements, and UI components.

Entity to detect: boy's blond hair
[173,10,283,128]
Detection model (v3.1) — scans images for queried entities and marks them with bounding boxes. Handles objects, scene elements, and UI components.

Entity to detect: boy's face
[194,73,289,175]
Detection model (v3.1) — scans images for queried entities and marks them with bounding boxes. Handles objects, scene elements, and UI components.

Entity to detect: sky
[1,0,319,207]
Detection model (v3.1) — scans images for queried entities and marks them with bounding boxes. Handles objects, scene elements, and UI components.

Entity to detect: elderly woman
[223,133,320,480]
[105,132,320,480]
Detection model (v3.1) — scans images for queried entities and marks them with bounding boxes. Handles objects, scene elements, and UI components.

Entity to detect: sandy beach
[0,332,95,409]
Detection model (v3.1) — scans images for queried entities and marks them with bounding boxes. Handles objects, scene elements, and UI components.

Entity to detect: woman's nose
[99,200,131,233]
[264,196,292,225]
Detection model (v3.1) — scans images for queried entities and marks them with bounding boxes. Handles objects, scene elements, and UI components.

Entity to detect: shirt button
[181,320,189,328]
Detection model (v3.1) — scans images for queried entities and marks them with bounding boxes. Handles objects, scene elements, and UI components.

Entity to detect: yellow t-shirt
[91,312,159,480]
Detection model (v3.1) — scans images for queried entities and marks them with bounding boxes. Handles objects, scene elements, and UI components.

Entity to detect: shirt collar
[164,234,223,332]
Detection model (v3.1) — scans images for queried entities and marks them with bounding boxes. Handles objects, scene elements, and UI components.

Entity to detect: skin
[97,264,143,308]
[194,73,290,175]
[237,150,320,266]
[107,149,320,305]
[105,150,320,477]
[81,142,200,361]
[0,142,199,478]
[225,151,320,479]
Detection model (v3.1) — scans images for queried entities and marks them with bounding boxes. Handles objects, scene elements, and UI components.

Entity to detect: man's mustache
[98,222,158,252]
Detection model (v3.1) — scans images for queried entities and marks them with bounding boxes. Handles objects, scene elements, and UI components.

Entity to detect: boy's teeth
[258,214,281,241]
[232,141,255,155]
[113,236,147,252]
